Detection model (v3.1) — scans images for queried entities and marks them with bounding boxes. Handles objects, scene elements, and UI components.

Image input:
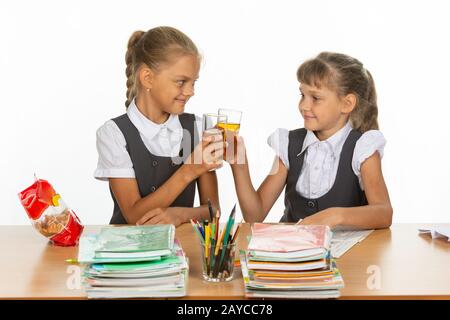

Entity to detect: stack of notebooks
[240,223,344,299]
[77,224,188,299]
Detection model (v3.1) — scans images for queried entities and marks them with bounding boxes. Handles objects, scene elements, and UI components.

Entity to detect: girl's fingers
[136,208,162,225]
[136,213,152,225]
[213,147,224,160]
[210,141,224,152]
[156,217,170,224]
[212,140,225,150]
[202,134,223,144]
[204,142,223,158]
[200,136,214,149]
[225,130,237,142]
[146,214,163,225]
[200,135,225,169]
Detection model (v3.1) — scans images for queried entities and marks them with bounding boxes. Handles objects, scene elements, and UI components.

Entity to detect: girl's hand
[224,131,247,165]
[185,133,224,177]
[136,207,187,227]
[296,208,342,229]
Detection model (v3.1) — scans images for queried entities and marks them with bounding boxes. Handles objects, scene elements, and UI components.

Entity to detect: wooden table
[1,224,449,299]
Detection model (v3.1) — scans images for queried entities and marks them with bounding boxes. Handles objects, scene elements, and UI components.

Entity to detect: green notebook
[78,235,162,264]
[89,241,187,272]
[95,225,175,253]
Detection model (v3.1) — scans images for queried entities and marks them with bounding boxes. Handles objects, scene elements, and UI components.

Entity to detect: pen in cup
[191,204,239,282]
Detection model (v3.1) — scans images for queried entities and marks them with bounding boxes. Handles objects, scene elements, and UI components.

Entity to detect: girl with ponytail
[95,26,223,226]
[226,52,393,229]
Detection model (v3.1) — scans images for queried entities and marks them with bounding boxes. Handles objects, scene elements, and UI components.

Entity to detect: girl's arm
[134,139,222,226]
[299,152,393,229]
[180,171,220,223]
[230,137,288,222]
[136,170,220,226]
[195,169,220,219]
[110,136,223,225]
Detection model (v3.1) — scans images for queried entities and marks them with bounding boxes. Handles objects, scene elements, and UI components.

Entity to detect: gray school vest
[109,113,199,224]
[281,128,368,223]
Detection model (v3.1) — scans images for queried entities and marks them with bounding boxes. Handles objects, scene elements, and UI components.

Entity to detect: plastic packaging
[18,177,84,246]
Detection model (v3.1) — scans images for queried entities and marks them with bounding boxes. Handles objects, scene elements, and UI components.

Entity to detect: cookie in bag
[18,177,84,246]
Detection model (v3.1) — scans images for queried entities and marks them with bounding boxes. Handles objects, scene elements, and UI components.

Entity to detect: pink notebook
[248,223,331,253]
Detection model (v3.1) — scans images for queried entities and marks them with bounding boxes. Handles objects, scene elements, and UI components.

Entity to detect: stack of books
[77,224,188,299]
[240,223,344,299]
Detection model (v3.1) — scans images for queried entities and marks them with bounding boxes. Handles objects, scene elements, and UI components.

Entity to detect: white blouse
[94,99,202,181]
[267,122,386,199]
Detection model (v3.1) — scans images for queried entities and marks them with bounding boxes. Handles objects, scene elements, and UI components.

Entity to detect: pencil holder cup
[200,242,236,282]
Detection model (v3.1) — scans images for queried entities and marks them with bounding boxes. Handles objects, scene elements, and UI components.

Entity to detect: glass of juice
[218,108,242,160]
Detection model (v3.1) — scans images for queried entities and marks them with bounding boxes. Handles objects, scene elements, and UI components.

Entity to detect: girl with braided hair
[95,26,222,226]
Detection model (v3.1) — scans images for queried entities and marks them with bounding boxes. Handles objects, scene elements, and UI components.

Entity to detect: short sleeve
[94,120,135,181]
[267,128,290,169]
[352,130,387,189]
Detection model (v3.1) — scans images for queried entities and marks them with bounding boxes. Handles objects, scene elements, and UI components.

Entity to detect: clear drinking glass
[218,109,242,161]
[217,108,242,134]
[202,113,227,170]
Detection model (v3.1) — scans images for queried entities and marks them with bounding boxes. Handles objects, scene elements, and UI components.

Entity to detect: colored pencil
[207,199,214,221]
[190,219,204,243]
[231,223,241,243]
[218,204,236,269]
[196,220,205,238]
[215,222,226,256]
[215,209,220,241]
[205,223,210,261]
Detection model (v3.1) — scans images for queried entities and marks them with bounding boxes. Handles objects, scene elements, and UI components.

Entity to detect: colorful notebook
[78,225,175,263]
[95,224,175,253]
[248,223,332,254]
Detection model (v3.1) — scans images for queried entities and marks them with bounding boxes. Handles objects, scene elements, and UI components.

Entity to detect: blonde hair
[297,52,378,133]
[124,26,200,108]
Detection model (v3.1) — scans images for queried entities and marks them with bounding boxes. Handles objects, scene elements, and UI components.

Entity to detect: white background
[1,0,449,225]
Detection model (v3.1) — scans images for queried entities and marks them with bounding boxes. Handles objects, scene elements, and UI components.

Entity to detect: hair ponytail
[125,31,145,108]
[349,69,379,132]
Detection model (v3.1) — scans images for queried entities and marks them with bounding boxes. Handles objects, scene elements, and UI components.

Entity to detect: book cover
[248,223,332,253]
[95,224,175,253]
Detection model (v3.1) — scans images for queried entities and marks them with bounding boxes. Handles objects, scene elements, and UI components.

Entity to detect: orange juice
[217,122,240,134]
[217,122,240,159]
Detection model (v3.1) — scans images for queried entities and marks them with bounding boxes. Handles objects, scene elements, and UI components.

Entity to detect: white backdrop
[1,0,449,225]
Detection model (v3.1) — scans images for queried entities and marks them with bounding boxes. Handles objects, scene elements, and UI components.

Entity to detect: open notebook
[330,229,374,258]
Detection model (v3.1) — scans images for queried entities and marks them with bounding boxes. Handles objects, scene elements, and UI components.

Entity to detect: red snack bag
[18,177,84,246]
